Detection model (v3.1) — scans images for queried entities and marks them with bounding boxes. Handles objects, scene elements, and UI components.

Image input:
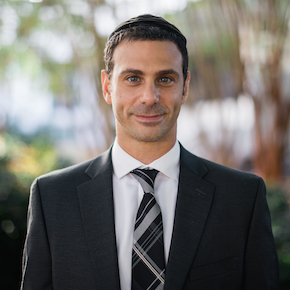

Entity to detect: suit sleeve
[20,179,53,290]
[243,178,279,289]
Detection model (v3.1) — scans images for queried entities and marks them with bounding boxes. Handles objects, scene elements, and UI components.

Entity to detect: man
[21,14,279,290]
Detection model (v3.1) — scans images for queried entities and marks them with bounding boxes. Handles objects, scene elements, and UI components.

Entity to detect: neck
[117,136,176,165]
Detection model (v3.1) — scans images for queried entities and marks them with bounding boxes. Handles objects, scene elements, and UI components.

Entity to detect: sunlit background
[1,0,290,288]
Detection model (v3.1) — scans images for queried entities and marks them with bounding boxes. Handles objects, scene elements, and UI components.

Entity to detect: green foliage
[0,133,68,289]
[267,185,290,288]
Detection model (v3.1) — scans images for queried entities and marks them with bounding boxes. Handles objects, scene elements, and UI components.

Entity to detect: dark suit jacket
[21,145,279,289]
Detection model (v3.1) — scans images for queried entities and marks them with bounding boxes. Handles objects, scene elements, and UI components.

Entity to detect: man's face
[102,40,190,146]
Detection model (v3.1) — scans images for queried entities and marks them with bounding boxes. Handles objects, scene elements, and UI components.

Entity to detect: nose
[139,82,159,105]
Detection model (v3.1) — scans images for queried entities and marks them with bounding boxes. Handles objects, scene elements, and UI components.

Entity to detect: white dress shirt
[112,140,180,290]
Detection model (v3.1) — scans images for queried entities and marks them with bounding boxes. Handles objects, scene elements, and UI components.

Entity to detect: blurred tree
[178,0,290,181]
[0,0,115,160]
[235,0,290,181]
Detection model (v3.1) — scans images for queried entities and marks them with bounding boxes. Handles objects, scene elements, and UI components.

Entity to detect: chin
[130,131,167,143]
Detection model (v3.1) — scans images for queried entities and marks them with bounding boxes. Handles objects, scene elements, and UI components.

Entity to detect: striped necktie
[131,168,166,290]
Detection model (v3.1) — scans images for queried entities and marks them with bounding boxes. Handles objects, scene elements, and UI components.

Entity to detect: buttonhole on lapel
[196,188,206,195]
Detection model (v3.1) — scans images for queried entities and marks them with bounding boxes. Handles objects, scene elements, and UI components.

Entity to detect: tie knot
[131,168,159,194]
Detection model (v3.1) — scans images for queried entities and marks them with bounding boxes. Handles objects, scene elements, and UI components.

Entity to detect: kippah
[108,14,187,46]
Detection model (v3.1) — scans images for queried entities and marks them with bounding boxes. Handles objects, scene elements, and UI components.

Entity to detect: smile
[134,115,164,123]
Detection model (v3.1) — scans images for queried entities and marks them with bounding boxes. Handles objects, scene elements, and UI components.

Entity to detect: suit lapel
[164,146,215,290]
[77,149,121,289]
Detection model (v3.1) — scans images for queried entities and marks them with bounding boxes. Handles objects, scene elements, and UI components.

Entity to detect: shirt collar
[112,139,180,180]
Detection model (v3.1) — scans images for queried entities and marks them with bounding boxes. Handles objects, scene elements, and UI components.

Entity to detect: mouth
[134,114,163,123]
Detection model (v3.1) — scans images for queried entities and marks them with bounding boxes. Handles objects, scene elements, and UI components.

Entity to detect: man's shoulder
[180,145,263,184]
[35,148,112,186]
[201,156,262,182]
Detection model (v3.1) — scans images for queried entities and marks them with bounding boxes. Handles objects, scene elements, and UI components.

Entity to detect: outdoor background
[1,0,290,289]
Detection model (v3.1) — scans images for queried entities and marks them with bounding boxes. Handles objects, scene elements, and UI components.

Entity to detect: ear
[101,70,112,104]
[182,71,191,104]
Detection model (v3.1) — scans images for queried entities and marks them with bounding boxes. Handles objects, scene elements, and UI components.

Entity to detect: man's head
[104,14,188,83]
[101,14,190,160]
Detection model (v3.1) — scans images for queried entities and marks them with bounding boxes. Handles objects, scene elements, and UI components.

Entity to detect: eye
[159,77,172,83]
[127,76,140,83]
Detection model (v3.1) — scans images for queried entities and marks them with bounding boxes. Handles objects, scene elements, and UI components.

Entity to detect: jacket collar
[78,148,121,289]
[164,145,215,290]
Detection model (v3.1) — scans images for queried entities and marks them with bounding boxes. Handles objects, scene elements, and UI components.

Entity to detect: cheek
[111,94,129,115]
[115,90,137,107]
[162,92,184,108]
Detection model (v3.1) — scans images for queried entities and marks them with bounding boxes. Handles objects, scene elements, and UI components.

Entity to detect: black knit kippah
[108,14,186,46]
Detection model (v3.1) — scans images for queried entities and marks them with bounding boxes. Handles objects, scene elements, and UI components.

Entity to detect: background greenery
[0,133,71,289]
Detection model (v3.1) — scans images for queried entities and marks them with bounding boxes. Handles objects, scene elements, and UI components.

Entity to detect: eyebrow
[156,69,180,79]
[120,69,144,76]
[120,68,180,79]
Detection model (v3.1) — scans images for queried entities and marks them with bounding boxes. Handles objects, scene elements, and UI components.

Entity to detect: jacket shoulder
[35,148,112,188]
[180,145,263,184]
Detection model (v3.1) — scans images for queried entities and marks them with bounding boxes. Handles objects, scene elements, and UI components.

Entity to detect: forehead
[112,40,183,74]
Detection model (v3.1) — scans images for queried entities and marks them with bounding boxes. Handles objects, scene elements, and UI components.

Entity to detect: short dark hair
[104,22,188,83]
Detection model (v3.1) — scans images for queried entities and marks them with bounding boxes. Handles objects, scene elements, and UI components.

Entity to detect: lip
[134,114,163,122]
